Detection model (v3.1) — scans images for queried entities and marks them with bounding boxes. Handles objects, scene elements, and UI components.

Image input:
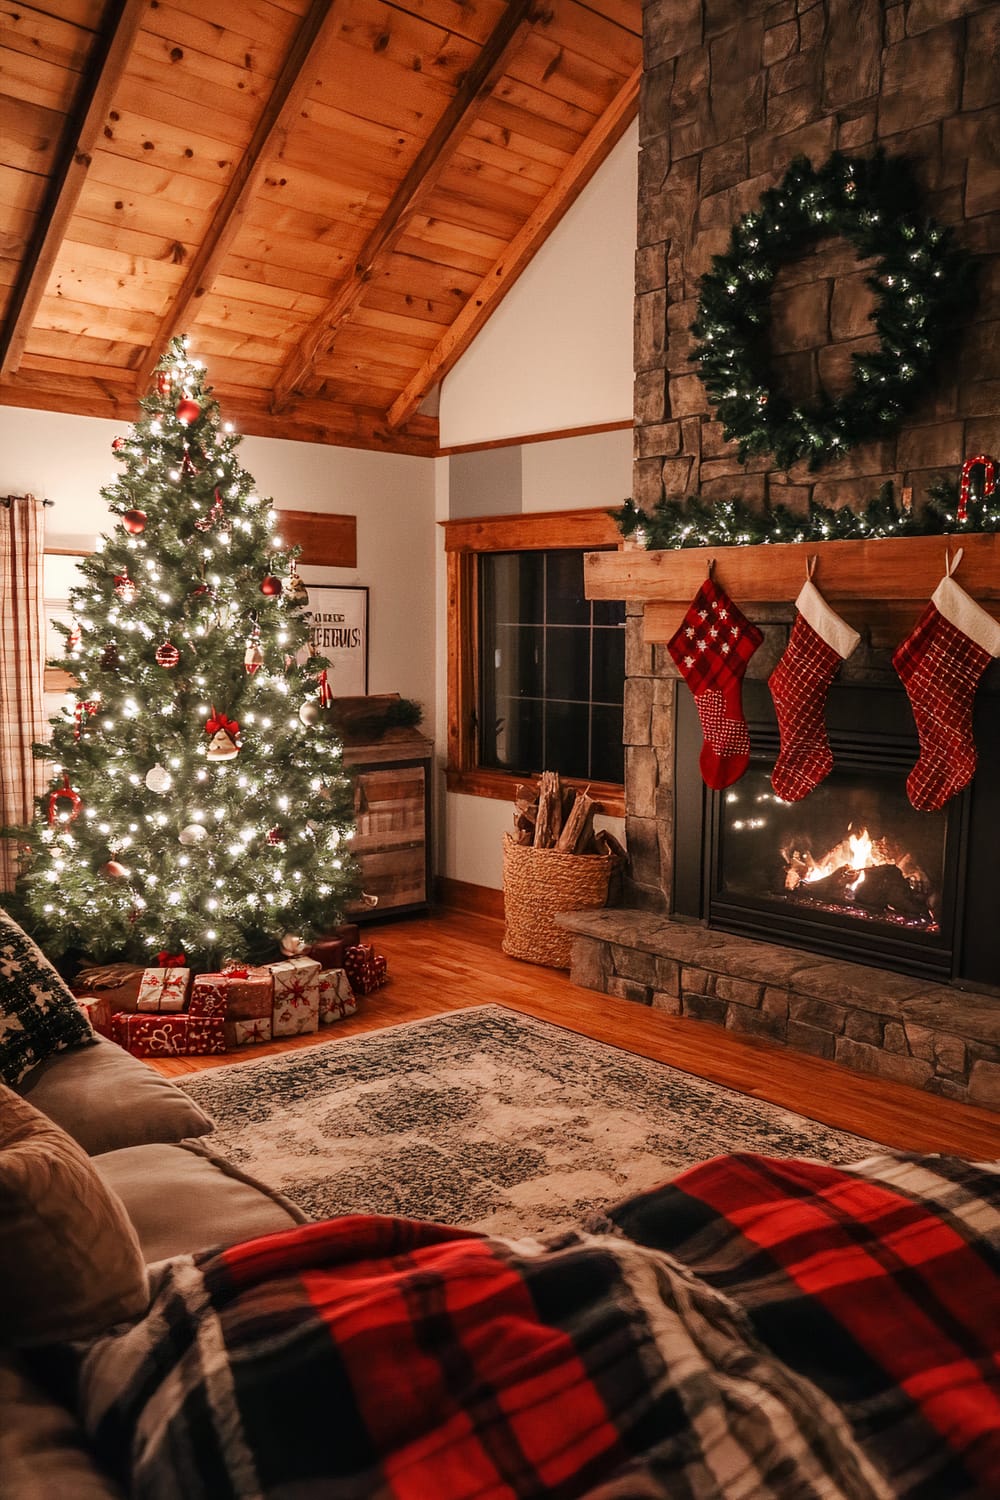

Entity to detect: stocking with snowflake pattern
[667,573,763,790]
[892,548,1000,812]
[768,565,860,802]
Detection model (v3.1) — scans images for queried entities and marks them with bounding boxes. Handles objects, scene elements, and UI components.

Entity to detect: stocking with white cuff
[892,550,1000,812]
[768,573,860,802]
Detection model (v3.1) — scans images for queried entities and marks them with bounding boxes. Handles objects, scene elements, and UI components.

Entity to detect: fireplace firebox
[673,677,1000,986]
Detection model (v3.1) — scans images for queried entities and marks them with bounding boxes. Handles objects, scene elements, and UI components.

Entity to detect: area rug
[178,1004,880,1236]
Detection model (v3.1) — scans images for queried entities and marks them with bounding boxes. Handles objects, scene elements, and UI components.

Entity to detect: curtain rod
[1,496,54,507]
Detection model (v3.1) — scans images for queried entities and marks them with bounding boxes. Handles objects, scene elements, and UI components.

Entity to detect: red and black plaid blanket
[76,1153,999,1499]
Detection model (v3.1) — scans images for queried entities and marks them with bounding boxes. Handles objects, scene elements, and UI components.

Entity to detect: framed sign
[301,584,369,696]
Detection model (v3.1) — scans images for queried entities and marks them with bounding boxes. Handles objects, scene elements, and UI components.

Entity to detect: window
[443,508,626,815]
[479,549,625,782]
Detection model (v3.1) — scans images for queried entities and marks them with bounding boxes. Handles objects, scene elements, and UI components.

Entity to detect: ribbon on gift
[157,951,187,967]
[223,961,250,978]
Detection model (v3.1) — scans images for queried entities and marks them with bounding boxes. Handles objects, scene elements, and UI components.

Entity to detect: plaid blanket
[74,1153,999,1500]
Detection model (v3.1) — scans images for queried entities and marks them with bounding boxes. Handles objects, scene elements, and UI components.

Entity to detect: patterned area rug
[179,1004,879,1236]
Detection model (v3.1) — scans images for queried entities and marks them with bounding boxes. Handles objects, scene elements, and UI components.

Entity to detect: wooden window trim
[441,507,625,817]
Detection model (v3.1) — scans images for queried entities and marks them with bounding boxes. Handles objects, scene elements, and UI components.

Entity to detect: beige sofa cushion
[0,1353,123,1500]
[94,1139,306,1262]
[0,1087,149,1347]
[17,1035,213,1155]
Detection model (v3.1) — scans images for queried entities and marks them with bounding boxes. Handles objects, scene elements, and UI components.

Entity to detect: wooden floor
[152,909,1000,1159]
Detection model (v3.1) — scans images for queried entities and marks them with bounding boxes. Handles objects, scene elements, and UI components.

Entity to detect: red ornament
[205,708,241,761]
[122,508,147,535]
[47,773,82,825]
[101,860,129,881]
[260,574,282,597]
[112,436,126,452]
[157,951,187,967]
[176,397,200,424]
[114,573,138,603]
[195,490,225,532]
[156,371,172,397]
[958,454,997,523]
[155,641,180,669]
[317,669,333,707]
[73,700,99,740]
[66,622,82,653]
[266,826,285,845]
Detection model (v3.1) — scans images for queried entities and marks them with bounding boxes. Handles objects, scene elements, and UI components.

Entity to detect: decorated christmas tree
[12,336,358,970]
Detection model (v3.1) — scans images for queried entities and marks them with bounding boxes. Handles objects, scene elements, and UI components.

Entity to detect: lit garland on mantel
[690,150,976,471]
[611,480,1000,552]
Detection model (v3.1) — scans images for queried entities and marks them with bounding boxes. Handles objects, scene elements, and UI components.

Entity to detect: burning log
[851,863,930,919]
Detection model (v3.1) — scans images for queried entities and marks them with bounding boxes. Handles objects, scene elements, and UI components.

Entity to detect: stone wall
[634,0,1000,515]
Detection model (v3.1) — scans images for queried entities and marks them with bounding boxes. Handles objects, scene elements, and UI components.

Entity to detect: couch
[2,907,998,1500]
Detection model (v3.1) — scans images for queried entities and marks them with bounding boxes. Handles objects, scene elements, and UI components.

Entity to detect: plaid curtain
[0,495,47,891]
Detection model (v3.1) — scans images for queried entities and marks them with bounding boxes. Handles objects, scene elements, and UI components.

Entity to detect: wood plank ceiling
[1,0,641,454]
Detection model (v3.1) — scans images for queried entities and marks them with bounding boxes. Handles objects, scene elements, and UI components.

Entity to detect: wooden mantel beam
[271,0,539,412]
[0,0,148,377]
[385,62,641,432]
[135,0,340,391]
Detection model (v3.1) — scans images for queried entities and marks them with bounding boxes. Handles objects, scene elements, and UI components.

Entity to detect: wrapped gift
[188,976,228,1020]
[186,1016,227,1056]
[343,943,388,995]
[136,966,192,1013]
[269,955,320,1037]
[112,1013,188,1057]
[197,965,273,1021]
[74,994,113,1039]
[318,968,357,1024]
[225,1016,273,1049]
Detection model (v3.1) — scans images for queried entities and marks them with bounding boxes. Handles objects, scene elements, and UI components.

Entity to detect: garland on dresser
[611,473,1000,552]
[689,151,976,471]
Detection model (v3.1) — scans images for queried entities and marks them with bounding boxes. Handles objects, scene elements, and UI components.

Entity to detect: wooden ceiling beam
[270,0,540,412]
[0,0,149,377]
[135,0,341,391]
[385,61,640,432]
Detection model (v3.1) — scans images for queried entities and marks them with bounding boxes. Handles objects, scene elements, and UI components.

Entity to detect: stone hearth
[556,908,1000,1109]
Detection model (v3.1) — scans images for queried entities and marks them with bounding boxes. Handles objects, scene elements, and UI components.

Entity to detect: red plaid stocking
[892,554,1000,812]
[668,575,763,790]
[768,576,859,802]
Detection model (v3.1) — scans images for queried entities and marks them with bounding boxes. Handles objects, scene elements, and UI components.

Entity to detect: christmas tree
[13,336,358,970]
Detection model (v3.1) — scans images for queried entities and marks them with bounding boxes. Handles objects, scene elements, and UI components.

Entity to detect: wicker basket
[501,832,617,969]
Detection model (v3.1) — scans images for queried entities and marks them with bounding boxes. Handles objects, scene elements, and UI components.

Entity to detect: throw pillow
[0,1085,149,1347]
[0,906,95,1086]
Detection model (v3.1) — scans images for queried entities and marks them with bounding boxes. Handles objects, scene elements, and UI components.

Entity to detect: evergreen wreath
[690,151,976,471]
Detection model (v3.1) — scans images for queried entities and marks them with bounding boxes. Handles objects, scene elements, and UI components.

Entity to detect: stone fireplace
[557,4,1000,1109]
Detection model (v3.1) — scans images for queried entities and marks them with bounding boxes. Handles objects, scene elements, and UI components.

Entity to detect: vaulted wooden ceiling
[1,0,640,455]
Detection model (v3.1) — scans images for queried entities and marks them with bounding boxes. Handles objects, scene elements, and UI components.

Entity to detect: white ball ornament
[145,763,173,794]
[178,823,208,846]
[280,932,306,956]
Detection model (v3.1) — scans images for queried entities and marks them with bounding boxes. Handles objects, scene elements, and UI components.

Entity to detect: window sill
[445,765,625,819]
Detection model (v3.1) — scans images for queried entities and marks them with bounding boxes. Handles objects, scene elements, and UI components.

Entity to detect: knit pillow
[0,1085,149,1347]
[0,907,96,1086]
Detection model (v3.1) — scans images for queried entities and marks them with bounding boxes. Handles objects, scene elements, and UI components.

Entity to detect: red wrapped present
[112,1013,188,1057]
[343,943,388,995]
[74,994,113,1039]
[188,976,228,1020]
[136,966,192,1012]
[318,968,357,1024]
[196,964,273,1021]
[186,1016,226,1056]
[224,1016,272,1049]
[268,955,320,1037]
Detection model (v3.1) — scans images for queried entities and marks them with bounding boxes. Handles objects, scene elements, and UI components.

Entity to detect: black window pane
[593,596,626,628]
[592,626,625,705]
[544,701,591,780]
[591,705,624,783]
[493,624,543,697]
[546,550,589,624]
[490,552,544,624]
[544,626,590,701]
[484,697,543,773]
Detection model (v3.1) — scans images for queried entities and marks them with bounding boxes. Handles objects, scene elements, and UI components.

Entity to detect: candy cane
[958,454,997,523]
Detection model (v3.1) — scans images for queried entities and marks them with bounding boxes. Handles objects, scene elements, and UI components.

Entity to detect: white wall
[2,404,437,728]
[437,120,638,448]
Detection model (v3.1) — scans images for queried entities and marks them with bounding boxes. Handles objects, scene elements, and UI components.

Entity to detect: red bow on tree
[157,951,186,967]
[204,710,240,738]
[223,962,250,978]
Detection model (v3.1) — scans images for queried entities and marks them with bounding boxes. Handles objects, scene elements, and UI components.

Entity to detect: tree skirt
[178,1005,879,1236]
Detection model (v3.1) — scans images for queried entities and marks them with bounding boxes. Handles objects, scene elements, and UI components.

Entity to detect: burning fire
[785,825,918,892]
